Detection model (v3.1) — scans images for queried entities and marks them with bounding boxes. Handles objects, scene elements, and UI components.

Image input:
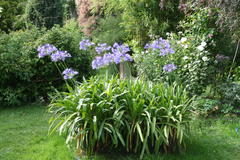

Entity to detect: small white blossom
[183,56,189,60]
[183,44,188,49]
[202,56,209,61]
[180,37,187,43]
[201,41,207,47]
[197,45,204,51]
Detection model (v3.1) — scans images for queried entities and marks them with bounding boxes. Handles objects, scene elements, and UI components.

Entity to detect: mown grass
[0,105,74,160]
[0,105,240,160]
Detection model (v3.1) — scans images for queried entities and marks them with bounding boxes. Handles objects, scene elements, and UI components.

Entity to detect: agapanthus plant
[51,50,71,62]
[62,68,79,80]
[163,63,177,72]
[145,38,175,56]
[37,44,57,58]
[37,44,78,81]
[95,43,111,54]
[79,39,95,50]
[144,37,177,73]
[79,40,133,70]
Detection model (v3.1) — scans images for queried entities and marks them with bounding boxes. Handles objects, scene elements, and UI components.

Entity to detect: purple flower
[62,68,78,79]
[91,43,133,69]
[123,54,133,61]
[51,50,71,62]
[111,43,132,63]
[111,43,130,55]
[145,38,175,56]
[102,53,114,65]
[37,44,57,58]
[79,39,95,50]
[95,43,111,54]
[144,43,150,49]
[163,63,177,72]
[92,56,104,69]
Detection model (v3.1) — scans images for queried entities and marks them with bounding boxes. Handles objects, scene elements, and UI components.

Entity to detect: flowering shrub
[49,76,193,159]
[134,37,178,83]
[133,7,220,94]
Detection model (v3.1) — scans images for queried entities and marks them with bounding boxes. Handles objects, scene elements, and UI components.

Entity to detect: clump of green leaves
[49,76,193,159]
[219,82,240,114]
[195,82,240,116]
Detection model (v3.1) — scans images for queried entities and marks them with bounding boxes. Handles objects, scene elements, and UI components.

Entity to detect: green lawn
[0,105,240,160]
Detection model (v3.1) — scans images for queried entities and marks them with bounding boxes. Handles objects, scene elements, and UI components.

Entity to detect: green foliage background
[92,0,184,45]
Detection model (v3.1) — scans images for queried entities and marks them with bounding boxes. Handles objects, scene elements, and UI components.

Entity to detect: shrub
[195,82,240,116]
[218,82,240,114]
[133,7,230,94]
[0,0,25,32]
[0,20,92,106]
[49,76,193,159]
[233,66,240,81]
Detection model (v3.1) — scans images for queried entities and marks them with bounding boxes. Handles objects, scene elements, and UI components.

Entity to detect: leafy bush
[219,82,240,114]
[133,7,229,94]
[0,20,92,106]
[195,82,240,116]
[233,66,240,81]
[0,0,26,32]
[49,76,193,159]
[134,33,215,94]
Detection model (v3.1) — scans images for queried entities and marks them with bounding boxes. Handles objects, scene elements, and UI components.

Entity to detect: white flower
[180,37,187,43]
[197,45,204,51]
[201,41,207,47]
[202,56,209,61]
[183,44,188,48]
[183,56,189,60]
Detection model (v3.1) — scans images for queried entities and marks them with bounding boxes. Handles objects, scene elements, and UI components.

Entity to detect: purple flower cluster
[37,44,57,58]
[95,43,111,54]
[79,39,95,50]
[51,50,71,62]
[163,63,177,72]
[145,38,175,56]
[111,43,132,63]
[37,44,71,62]
[91,43,133,69]
[62,68,78,80]
[37,44,77,80]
